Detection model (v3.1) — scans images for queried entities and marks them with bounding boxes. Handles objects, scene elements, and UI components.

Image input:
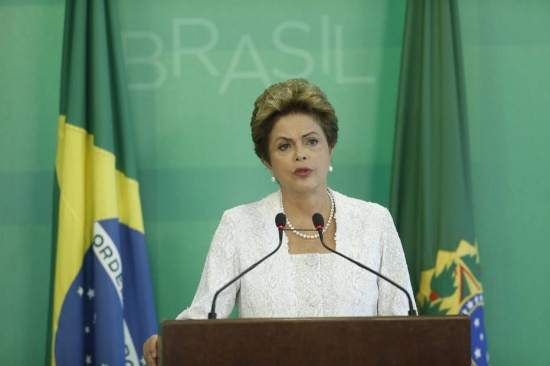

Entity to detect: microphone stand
[313,213,417,316]
[208,214,286,319]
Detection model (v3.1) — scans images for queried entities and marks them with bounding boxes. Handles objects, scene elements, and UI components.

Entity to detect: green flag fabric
[50,1,157,365]
[390,1,489,365]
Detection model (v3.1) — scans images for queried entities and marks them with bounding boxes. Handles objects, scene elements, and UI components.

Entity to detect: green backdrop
[1,0,549,365]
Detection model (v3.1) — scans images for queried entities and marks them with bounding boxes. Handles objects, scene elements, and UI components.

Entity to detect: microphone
[208,213,287,319]
[312,213,417,316]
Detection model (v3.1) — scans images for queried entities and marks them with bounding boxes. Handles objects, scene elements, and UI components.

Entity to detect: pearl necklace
[280,189,335,240]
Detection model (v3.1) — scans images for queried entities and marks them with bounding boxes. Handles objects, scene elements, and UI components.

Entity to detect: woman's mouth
[294,167,312,177]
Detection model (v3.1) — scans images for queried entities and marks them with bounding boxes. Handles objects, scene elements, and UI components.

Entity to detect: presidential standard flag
[50,1,157,365]
[390,1,489,365]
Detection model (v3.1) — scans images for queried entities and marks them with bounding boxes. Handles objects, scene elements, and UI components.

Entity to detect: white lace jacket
[176,189,415,319]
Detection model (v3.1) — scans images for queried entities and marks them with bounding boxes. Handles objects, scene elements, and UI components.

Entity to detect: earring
[271,176,276,183]
[329,165,333,173]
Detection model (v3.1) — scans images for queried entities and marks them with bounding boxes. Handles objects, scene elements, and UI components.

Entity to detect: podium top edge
[161,315,469,326]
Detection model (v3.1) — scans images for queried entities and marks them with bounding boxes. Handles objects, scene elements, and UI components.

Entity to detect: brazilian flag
[50,1,157,365]
[390,1,489,365]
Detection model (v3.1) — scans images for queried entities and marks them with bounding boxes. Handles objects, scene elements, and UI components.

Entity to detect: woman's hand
[143,334,159,366]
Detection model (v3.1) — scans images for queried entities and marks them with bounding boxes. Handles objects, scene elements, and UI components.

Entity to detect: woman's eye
[307,139,318,146]
[278,143,290,151]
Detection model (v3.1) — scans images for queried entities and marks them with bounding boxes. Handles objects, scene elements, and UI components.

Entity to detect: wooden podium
[160,315,470,365]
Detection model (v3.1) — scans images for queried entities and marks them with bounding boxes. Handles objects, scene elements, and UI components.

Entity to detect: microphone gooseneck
[208,213,287,319]
[312,213,417,316]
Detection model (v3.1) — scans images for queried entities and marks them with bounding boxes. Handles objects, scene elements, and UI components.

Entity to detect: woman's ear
[328,144,336,159]
[262,158,272,170]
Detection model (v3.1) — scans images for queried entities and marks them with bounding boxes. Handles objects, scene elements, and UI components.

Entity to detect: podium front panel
[161,316,470,366]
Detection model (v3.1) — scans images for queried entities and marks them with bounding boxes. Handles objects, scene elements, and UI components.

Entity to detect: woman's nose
[294,144,307,161]
[295,152,307,161]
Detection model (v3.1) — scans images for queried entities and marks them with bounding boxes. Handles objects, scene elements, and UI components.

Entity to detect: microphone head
[275,213,287,229]
[312,213,324,229]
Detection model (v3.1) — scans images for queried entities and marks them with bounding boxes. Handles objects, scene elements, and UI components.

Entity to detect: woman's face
[265,113,334,195]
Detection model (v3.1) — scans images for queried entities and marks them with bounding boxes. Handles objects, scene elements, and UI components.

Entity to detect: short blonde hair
[250,79,338,164]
